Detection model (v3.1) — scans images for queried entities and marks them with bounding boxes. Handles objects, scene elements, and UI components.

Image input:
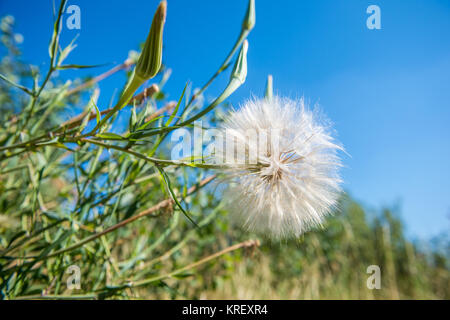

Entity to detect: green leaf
[0,73,34,96]
[42,211,66,222]
[95,132,125,140]
[57,34,78,66]
[34,137,59,147]
[172,272,194,279]
[130,103,137,130]
[165,83,187,127]
[56,63,107,70]
[134,115,166,132]
[48,0,67,60]
[54,142,73,151]
[155,165,198,227]
[93,102,101,124]
[77,89,100,134]
[6,231,27,249]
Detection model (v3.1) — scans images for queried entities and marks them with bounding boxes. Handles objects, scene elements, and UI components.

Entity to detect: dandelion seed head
[214,96,344,239]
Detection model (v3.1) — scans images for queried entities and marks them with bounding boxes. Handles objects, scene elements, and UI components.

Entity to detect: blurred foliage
[0,6,448,300]
[204,196,449,299]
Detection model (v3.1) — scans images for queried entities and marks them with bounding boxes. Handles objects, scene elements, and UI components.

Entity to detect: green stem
[88,73,144,135]
[186,30,248,108]
[16,0,67,138]
[3,175,216,272]
[73,138,228,169]
[128,77,243,140]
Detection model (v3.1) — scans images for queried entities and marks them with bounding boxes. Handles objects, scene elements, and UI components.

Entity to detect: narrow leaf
[0,74,34,96]
[165,83,187,127]
[96,132,125,140]
[155,165,198,227]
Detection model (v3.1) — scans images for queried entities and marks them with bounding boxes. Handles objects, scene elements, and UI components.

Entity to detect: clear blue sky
[1,0,449,239]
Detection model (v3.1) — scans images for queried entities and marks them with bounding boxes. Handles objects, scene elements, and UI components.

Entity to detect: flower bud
[179,41,249,125]
[242,0,255,32]
[135,1,167,80]
[230,40,248,85]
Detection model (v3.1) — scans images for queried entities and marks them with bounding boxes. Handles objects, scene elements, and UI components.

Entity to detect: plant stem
[73,138,226,169]
[66,59,134,96]
[88,73,144,135]
[4,175,216,270]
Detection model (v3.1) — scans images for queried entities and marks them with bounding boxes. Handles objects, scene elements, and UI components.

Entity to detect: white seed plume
[214,97,343,239]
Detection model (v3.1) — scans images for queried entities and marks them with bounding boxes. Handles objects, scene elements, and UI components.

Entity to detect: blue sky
[1,0,449,239]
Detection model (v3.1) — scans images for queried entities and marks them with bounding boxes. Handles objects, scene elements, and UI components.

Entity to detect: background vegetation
[0,4,448,300]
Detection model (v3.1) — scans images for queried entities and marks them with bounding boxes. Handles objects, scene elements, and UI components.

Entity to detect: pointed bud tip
[135,0,167,80]
[156,1,167,23]
[230,40,249,84]
[242,0,256,31]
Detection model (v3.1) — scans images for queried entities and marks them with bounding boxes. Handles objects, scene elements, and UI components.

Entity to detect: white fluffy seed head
[213,96,344,240]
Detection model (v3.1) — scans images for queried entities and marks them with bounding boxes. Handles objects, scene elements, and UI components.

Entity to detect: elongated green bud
[135,0,167,80]
[112,1,166,113]
[230,40,248,85]
[242,0,256,32]
[178,41,249,126]
[92,2,166,131]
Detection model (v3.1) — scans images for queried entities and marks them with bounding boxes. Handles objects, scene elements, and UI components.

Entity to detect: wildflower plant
[0,0,261,299]
[0,0,447,301]
[0,0,349,300]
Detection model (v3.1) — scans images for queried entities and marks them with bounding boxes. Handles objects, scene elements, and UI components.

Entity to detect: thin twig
[65,59,134,96]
